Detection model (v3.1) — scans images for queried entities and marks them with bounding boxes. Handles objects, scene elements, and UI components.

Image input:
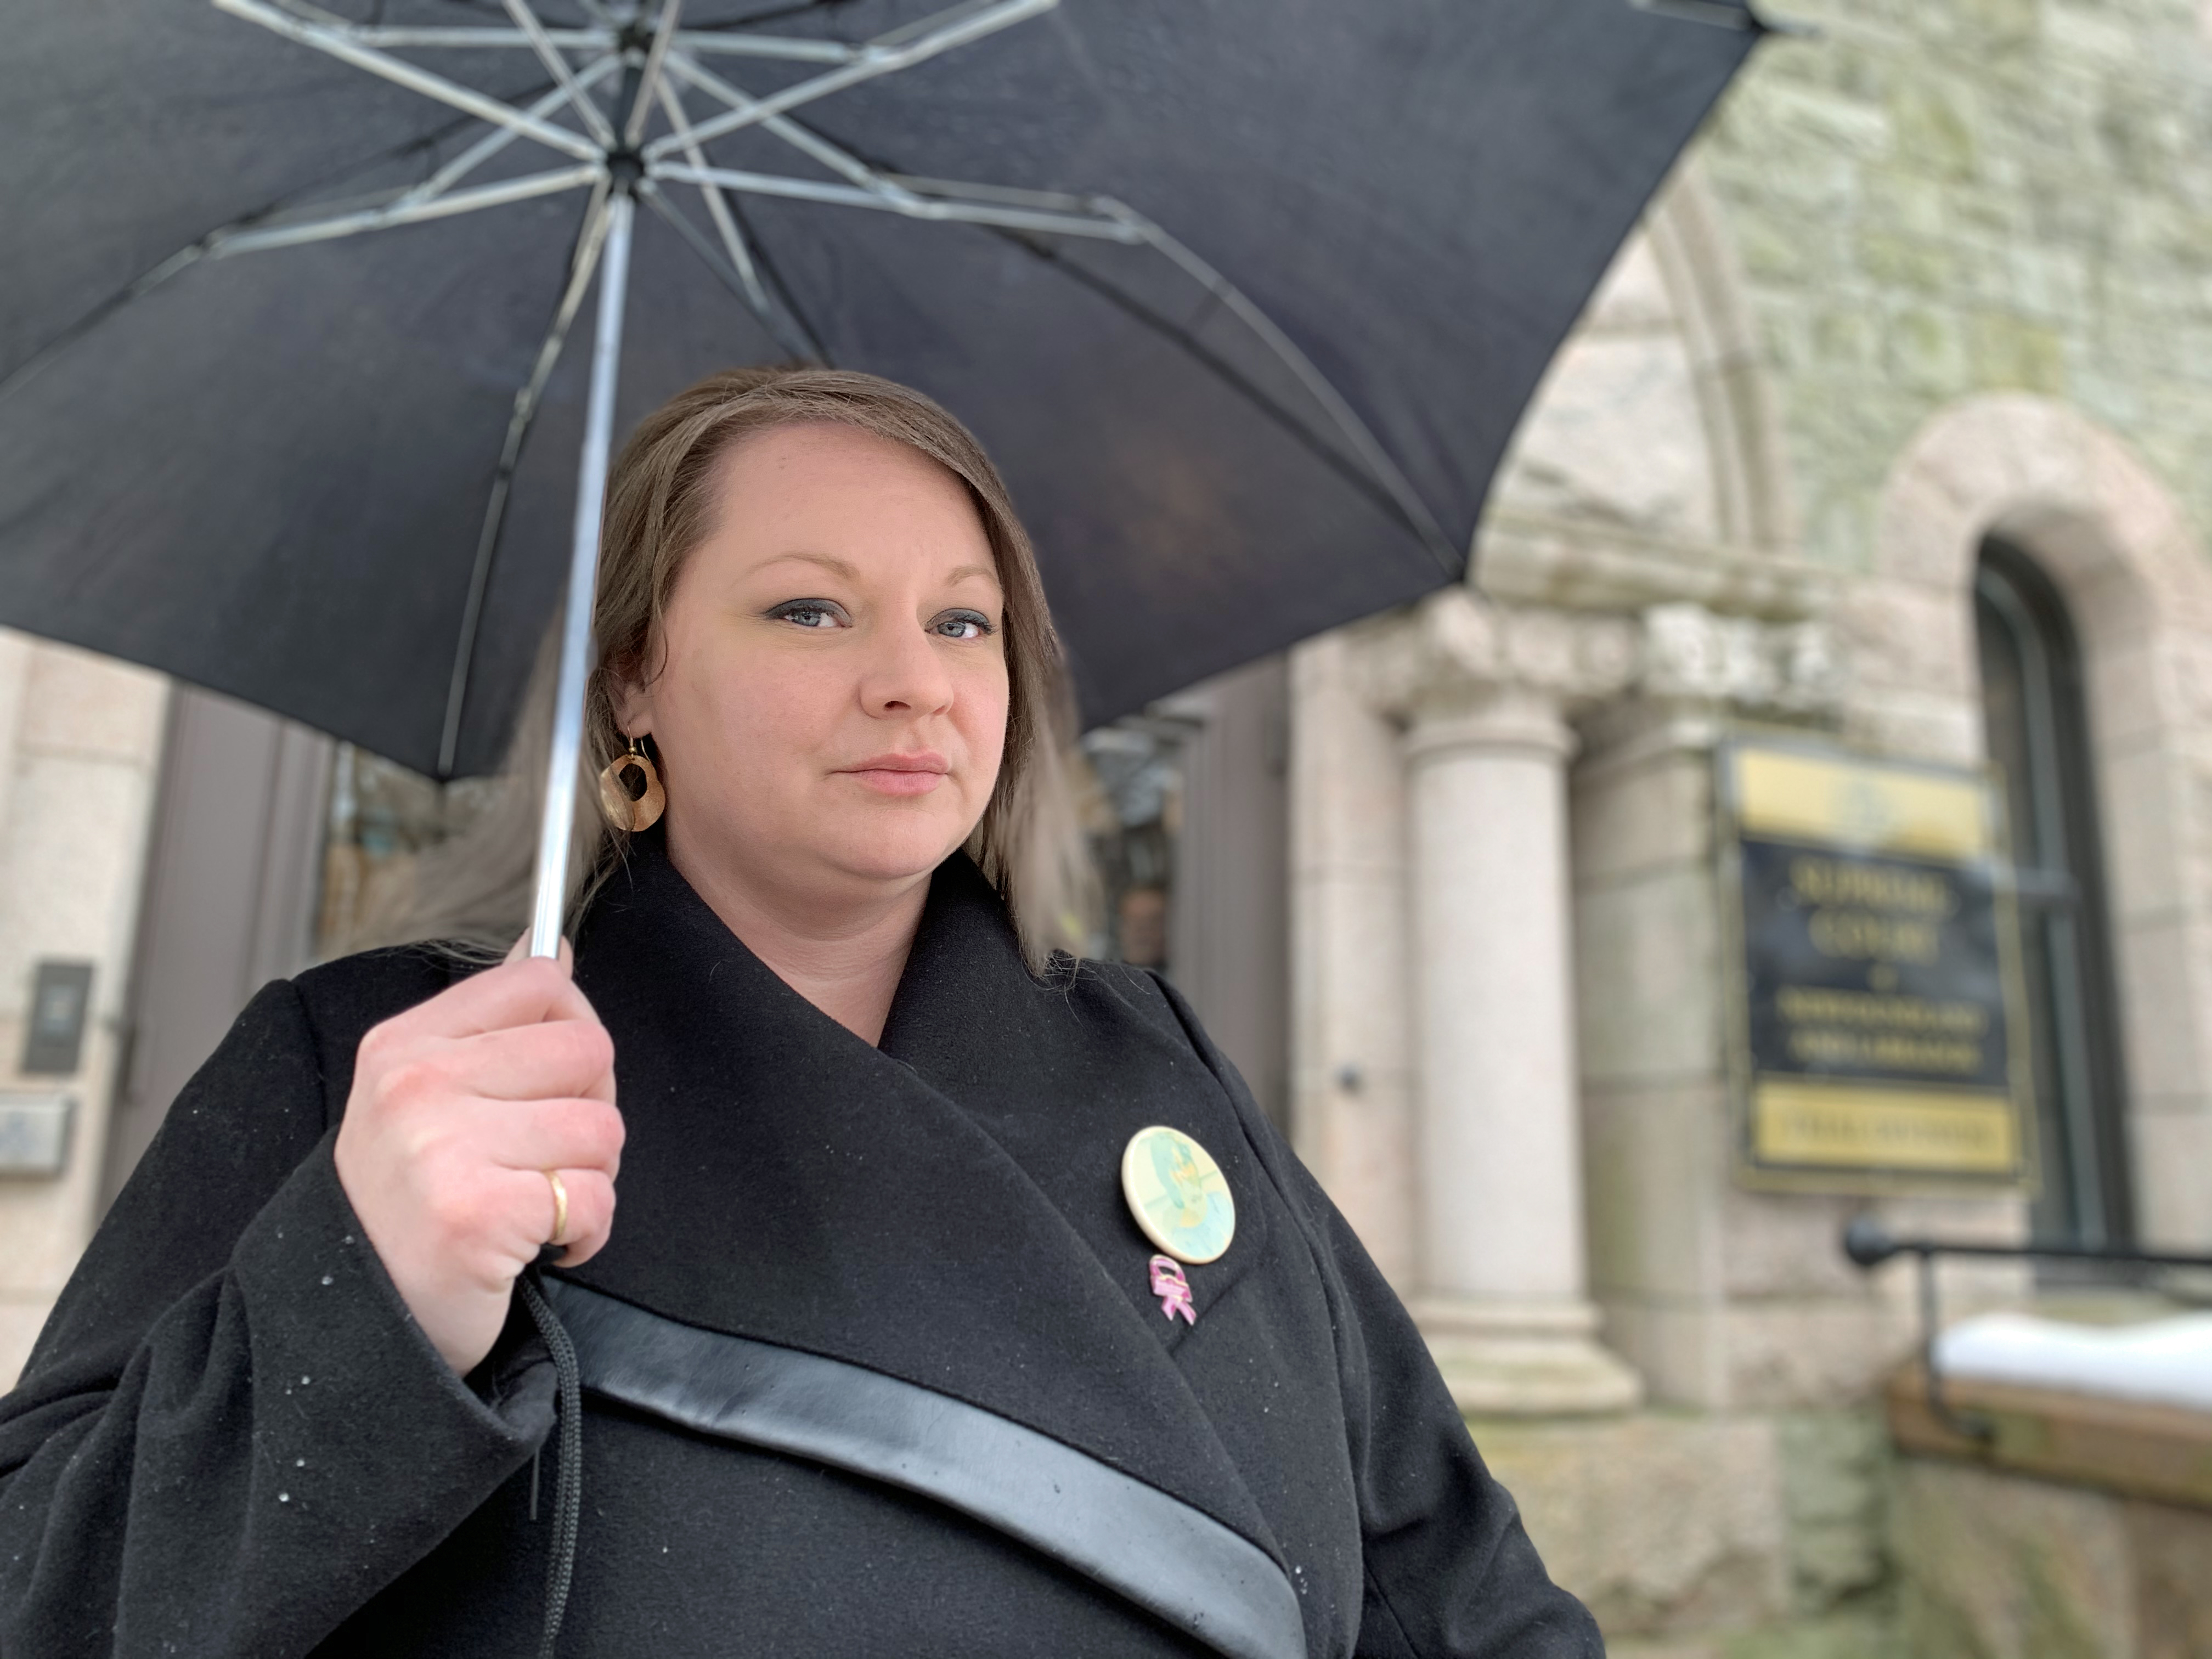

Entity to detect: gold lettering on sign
[1774,986,1989,1076]
[1774,988,1988,1033]
[1785,854,1956,966]
[1787,857,1956,916]
[1753,1081,2018,1172]
[1783,1029,1982,1073]
[1805,908,1942,964]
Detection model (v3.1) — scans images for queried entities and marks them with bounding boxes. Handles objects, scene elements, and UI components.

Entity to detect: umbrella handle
[530,190,636,958]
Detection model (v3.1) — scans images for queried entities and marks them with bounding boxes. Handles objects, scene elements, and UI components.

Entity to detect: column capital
[1638,600,1845,714]
[1355,588,1638,725]
[1353,590,1847,740]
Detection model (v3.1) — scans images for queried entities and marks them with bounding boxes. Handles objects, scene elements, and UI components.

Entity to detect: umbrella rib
[866,0,1040,50]
[438,182,618,778]
[678,129,1450,569]
[1107,207,1459,572]
[650,161,1144,241]
[0,95,552,407]
[641,0,1058,161]
[625,0,686,148]
[209,165,605,257]
[501,0,619,149]
[2,54,615,397]
[300,25,613,49]
[874,171,1098,213]
[680,0,845,31]
[653,76,776,318]
[662,53,905,199]
[401,54,624,208]
[653,91,1442,558]
[672,33,860,64]
[725,195,835,367]
[651,125,1430,550]
[636,182,821,360]
[1000,233,1439,559]
[1628,0,1763,29]
[653,65,1127,241]
[213,0,607,165]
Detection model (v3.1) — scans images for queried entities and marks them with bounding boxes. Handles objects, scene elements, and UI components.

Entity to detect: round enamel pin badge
[1120,1125,1235,1265]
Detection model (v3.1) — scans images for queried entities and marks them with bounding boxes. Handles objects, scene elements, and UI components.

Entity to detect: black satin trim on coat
[541,1279,1307,1659]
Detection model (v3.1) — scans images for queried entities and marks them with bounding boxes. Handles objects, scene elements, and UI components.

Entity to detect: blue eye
[934,609,995,641]
[772,600,846,630]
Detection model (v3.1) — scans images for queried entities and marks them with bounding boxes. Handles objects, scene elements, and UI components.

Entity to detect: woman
[0,368,1599,1658]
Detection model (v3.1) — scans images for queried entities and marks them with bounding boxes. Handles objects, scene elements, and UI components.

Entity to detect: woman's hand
[334,943,623,1375]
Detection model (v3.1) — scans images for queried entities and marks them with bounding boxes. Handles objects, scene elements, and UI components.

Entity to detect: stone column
[1403,682,1640,1414]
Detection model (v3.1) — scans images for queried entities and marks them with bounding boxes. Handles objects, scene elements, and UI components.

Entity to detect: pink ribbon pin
[1149,1255,1197,1325]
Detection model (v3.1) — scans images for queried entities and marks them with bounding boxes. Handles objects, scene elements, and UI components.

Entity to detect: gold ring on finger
[544,1169,570,1247]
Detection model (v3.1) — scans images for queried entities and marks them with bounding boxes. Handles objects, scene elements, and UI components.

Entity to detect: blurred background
[4,1,2212,1654]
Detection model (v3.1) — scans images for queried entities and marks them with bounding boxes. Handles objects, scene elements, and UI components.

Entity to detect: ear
[609,654,655,738]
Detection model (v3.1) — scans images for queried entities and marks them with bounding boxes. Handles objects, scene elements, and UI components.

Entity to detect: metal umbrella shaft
[531,188,634,958]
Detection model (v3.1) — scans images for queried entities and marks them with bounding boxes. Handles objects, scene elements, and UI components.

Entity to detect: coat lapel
[878,859,1272,1335]
[563,837,1281,1566]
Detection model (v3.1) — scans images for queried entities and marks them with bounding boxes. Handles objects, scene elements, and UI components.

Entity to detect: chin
[819,814,974,885]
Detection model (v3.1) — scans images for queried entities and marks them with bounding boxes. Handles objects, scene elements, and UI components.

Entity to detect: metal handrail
[1840,1217,2212,1444]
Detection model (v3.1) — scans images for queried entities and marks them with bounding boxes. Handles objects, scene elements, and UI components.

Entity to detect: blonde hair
[364,366,1094,972]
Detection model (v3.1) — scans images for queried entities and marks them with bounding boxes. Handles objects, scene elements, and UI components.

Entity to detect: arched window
[1974,537,2134,1246]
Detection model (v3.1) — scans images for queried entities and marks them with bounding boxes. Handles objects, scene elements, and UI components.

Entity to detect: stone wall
[1504,1429,2212,1657]
[1695,0,2212,585]
[1476,1406,1896,1656]
[1892,1458,2212,1659]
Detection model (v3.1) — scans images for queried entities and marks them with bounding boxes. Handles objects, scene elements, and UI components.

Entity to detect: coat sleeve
[1142,972,1604,1659]
[0,979,555,1659]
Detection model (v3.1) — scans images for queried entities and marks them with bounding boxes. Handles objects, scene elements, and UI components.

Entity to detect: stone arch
[1477,159,1804,613]
[1643,162,1798,559]
[1853,393,2212,1246]
[1482,221,1723,546]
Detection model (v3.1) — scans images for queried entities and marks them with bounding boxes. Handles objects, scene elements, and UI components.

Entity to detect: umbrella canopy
[0,0,1761,782]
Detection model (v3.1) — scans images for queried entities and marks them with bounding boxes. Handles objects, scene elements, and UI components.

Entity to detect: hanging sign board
[1718,737,2034,1194]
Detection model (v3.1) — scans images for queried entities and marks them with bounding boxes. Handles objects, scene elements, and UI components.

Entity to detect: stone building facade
[0,1,2209,1654]
[1272,2,2212,1651]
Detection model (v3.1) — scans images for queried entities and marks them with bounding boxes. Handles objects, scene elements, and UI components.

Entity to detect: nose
[860,618,955,720]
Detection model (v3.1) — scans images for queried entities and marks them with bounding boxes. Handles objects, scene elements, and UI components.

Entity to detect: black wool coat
[0,836,1600,1659]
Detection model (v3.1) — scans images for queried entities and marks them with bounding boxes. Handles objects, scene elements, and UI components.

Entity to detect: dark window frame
[1974,536,2134,1247]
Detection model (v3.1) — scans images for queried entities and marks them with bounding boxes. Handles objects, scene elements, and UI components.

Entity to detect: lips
[838,752,951,797]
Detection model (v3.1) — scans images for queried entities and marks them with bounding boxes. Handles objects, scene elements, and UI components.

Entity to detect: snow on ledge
[1934,1313,2212,1415]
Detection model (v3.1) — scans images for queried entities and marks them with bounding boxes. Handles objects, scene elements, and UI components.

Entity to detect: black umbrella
[0,0,1765,950]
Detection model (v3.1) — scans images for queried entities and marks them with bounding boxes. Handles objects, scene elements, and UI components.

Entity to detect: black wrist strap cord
[517,1263,585,1659]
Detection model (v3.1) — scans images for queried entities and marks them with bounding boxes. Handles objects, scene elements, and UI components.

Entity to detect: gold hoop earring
[597,737,665,832]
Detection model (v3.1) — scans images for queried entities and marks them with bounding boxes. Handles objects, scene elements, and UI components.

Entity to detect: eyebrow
[755,550,861,580]
[754,551,1001,590]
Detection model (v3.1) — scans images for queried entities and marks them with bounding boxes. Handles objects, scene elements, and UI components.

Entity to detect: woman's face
[617,421,1009,902]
